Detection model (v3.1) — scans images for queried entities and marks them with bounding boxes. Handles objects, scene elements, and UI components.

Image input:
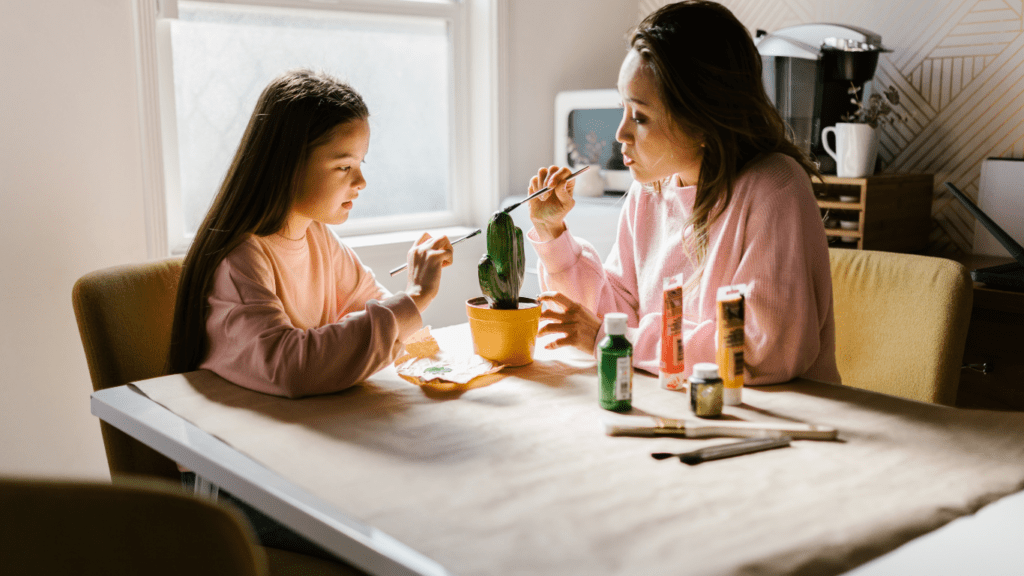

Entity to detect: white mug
[821,122,879,178]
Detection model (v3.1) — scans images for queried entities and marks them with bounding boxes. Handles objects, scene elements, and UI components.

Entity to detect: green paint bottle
[599,312,632,412]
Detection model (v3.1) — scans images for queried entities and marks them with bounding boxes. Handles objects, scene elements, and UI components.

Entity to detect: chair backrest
[73,258,184,481]
[829,248,973,405]
[0,477,267,576]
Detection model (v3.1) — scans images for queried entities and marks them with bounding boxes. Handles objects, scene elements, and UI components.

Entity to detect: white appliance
[554,89,634,194]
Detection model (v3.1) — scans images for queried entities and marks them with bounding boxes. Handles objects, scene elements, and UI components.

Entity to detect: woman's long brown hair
[630,1,820,277]
[167,69,368,375]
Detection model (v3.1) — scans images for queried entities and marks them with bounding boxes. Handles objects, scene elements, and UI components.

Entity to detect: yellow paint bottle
[716,284,746,406]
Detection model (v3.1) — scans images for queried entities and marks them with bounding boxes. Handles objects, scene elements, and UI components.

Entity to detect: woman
[529,0,840,385]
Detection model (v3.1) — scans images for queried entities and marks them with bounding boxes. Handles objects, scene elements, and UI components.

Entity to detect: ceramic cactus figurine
[477,211,525,310]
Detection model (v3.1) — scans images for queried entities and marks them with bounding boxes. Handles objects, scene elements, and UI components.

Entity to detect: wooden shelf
[817,200,862,210]
[815,173,933,252]
[828,229,862,239]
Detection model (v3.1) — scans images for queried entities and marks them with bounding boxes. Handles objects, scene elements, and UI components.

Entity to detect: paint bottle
[599,313,632,412]
[660,273,686,391]
[716,284,746,406]
[689,362,723,418]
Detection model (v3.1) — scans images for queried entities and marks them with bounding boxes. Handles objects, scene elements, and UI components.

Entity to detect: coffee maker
[755,24,890,174]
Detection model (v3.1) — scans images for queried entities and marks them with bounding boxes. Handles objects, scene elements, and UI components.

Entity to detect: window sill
[167,225,480,258]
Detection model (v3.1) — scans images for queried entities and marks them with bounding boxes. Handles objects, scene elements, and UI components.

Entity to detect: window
[134,0,503,256]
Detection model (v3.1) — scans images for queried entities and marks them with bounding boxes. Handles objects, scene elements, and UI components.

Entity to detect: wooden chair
[829,248,974,405]
[72,259,363,575]
[0,476,267,576]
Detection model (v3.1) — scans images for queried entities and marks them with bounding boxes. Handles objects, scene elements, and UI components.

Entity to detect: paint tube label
[660,273,686,391]
[716,284,746,405]
[615,357,632,401]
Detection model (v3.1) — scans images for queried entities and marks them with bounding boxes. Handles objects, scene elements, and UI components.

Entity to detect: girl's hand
[536,291,601,355]
[528,165,576,242]
[404,233,453,312]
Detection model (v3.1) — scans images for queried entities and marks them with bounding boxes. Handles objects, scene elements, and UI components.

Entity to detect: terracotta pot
[466,297,541,366]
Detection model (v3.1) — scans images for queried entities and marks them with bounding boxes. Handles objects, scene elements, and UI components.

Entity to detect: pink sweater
[530,153,841,385]
[200,222,422,397]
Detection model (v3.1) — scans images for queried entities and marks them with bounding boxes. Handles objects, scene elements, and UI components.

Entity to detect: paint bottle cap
[692,362,720,382]
[604,313,628,336]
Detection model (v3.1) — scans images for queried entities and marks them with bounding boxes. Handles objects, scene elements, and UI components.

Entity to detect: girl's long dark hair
[167,69,369,374]
[630,1,819,276]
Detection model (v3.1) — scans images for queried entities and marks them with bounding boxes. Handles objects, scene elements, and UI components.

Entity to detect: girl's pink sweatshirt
[200,222,422,398]
[530,153,841,385]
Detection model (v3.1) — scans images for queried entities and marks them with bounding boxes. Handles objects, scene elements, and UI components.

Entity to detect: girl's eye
[632,115,646,125]
[338,166,351,172]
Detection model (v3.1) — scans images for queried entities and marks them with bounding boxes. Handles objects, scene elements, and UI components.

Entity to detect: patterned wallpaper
[639,0,1024,255]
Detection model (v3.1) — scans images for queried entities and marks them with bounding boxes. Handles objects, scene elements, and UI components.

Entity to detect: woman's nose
[615,116,632,144]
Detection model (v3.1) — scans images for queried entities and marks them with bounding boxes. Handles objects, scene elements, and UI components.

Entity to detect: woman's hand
[404,233,454,313]
[537,291,601,355]
[528,165,576,242]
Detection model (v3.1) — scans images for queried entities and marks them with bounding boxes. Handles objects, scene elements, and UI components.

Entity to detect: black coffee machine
[755,24,890,174]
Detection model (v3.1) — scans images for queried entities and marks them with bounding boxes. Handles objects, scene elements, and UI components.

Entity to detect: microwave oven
[554,89,633,194]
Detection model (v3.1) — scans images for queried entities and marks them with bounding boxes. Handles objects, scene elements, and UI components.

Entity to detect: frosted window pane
[171,3,450,236]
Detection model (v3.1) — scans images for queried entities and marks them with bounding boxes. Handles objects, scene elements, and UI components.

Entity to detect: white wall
[506,1,638,197]
[0,1,637,480]
[1,1,150,479]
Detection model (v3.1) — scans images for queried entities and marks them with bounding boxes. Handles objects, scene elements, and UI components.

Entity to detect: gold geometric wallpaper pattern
[639,0,1024,255]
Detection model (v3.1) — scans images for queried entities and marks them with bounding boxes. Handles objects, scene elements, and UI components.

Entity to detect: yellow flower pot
[466,297,541,366]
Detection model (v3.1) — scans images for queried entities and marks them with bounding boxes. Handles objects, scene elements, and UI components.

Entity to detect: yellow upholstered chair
[72,259,364,575]
[829,248,974,405]
[73,258,184,482]
[0,477,268,576]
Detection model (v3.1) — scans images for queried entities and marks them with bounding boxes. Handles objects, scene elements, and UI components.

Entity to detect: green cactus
[477,211,526,310]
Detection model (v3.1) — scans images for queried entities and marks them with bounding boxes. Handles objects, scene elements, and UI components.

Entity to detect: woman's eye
[338,166,351,172]
[632,115,646,125]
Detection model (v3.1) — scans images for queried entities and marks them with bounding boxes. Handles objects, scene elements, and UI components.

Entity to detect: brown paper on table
[134,325,1024,576]
[394,326,505,390]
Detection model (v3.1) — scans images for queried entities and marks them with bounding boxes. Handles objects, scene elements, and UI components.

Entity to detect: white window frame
[132,0,507,257]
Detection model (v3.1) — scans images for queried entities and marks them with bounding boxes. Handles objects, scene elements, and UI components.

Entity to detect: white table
[92,329,1024,576]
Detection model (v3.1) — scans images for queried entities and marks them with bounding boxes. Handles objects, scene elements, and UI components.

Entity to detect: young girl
[168,69,453,398]
[529,1,840,386]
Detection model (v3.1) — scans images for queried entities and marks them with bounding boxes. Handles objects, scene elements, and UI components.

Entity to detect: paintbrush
[388,166,588,277]
[388,228,482,277]
[602,413,838,441]
[499,165,591,214]
[651,436,793,464]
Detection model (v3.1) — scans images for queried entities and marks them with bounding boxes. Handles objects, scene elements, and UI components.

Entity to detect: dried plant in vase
[842,83,908,128]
